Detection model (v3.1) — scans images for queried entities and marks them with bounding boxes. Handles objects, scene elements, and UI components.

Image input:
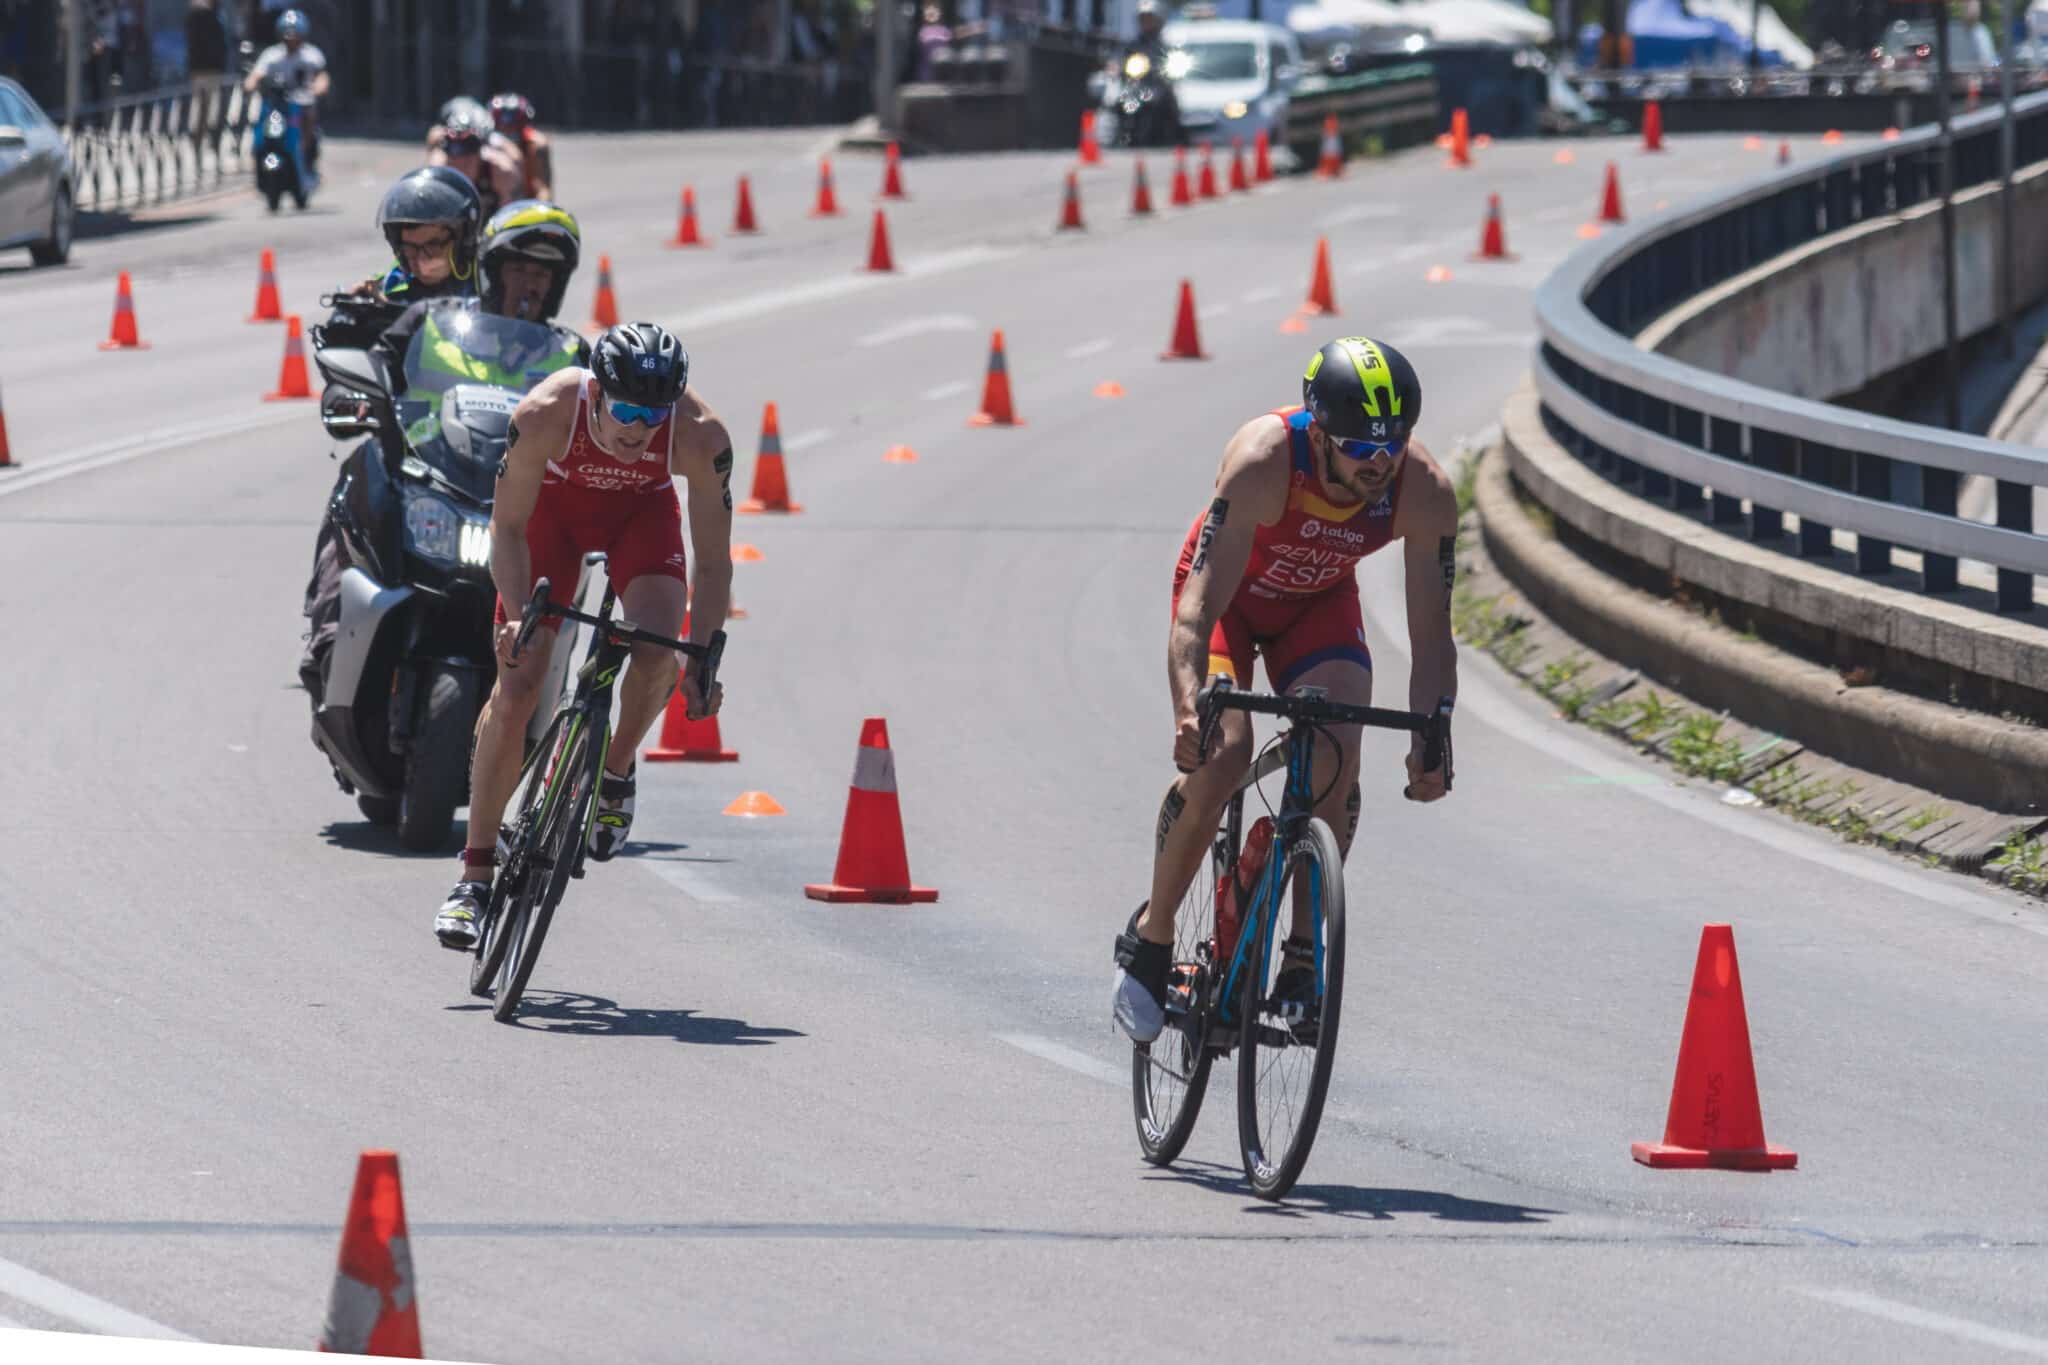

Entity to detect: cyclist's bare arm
[527,131,555,200]
[1394,441,1460,799]
[489,369,577,636]
[669,392,735,645]
[1169,416,1292,728]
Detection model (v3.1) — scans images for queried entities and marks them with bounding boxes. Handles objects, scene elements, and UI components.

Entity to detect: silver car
[0,78,75,267]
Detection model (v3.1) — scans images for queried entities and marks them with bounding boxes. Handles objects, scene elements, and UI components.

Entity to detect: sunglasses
[606,399,672,427]
[1327,432,1407,465]
[443,135,481,156]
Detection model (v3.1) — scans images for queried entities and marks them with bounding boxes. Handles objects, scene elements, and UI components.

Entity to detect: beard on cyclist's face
[1313,427,1404,503]
[496,257,553,320]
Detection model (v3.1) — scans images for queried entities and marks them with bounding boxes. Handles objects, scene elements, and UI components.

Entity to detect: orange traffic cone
[1078,109,1102,167]
[1448,107,1472,168]
[644,687,739,762]
[1197,143,1219,199]
[317,1151,422,1356]
[1316,114,1344,178]
[865,209,896,272]
[1821,128,1843,145]
[0,379,13,468]
[1228,138,1250,192]
[1881,126,1901,141]
[1778,140,1791,165]
[1302,236,1337,315]
[739,401,801,514]
[248,248,283,322]
[1632,925,1798,1170]
[265,314,312,401]
[1161,279,1206,360]
[733,175,760,233]
[1472,193,1515,260]
[881,141,907,199]
[812,157,842,217]
[968,329,1022,427]
[1169,147,1193,206]
[671,186,708,246]
[589,254,619,330]
[1253,128,1274,182]
[1057,170,1085,231]
[1642,99,1665,152]
[1130,157,1155,216]
[1742,135,1763,151]
[1598,162,1625,224]
[98,271,148,350]
[805,717,938,904]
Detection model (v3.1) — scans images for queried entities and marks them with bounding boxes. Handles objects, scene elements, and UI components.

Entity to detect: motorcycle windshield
[397,312,571,505]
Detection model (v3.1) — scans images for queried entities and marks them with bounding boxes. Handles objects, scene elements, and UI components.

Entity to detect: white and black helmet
[376,166,482,274]
[592,323,689,407]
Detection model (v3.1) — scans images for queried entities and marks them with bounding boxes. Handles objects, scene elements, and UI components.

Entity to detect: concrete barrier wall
[1646,162,2048,402]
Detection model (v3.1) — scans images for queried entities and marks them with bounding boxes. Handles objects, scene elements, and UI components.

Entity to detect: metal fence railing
[1532,88,2048,615]
[62,75,257,214]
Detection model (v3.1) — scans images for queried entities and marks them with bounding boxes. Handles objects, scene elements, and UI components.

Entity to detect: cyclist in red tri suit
[1113,337,1460,1043]
[490,92,555,202]
[433,322,735,950]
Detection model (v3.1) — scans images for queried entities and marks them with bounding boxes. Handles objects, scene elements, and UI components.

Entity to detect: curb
[1478,403,2048,815]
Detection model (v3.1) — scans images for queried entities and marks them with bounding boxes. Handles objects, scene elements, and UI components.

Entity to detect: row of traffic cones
[667,147,910,247]
[1065,131,1277,229]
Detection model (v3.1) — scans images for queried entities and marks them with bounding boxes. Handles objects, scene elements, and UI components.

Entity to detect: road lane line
[1798,1289,2048,1357]
[1315,204,1400,228]
[856,314,977,348]
[1197,303,1233,320]
[0,1255,190,1340]
[921,380,971,402]
[0,409,301,501]
[995,1032,1124,1086]
[782,428,834,453]
[1239,286,1282,305]
[642,859,738,904]
[670,246,1018,335]
[1063,337,1112,360]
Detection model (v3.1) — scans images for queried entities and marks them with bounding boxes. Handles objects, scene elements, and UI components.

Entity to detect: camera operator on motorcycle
[299,199,586,706]
[243,8,327,170]
[490,92,555,202]
[429,104,523,221]
[1105,0,1184,147]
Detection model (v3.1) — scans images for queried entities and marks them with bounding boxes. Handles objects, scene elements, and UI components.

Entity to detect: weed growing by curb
[1988,834,2048,893]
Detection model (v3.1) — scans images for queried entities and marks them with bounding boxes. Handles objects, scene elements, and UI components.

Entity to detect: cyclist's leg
[1264,586,1372,942]
[600,495,691,779]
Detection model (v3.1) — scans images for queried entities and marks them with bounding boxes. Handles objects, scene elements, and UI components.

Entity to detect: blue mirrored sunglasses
[1328,432,1407,464]
[606,399,672,427]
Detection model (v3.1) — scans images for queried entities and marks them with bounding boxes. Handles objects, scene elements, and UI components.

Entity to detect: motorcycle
[1099,47,1185,148]
[253,74,317,212]
[307,308,584,850]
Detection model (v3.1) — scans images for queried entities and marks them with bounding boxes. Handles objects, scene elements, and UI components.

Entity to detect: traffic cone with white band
[317,1150,422,1356]
[805,718,938,903]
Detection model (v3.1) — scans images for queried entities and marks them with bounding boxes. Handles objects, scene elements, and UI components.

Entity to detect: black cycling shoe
[1113,902,1171,1044]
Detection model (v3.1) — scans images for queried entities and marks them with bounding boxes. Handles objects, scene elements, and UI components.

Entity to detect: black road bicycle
[1131,677,1452,1199]
[469,570,725,1023]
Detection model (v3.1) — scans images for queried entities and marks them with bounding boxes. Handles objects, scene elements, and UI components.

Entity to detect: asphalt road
[3,126,2046,1364]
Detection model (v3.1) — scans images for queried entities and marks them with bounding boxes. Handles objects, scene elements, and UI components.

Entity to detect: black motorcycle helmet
[376,166,482,279]
[490,92,537,136]
[592,322,689,407]
[1302,336,1422,445]
[438,106,491,160]
[478,199,581,323]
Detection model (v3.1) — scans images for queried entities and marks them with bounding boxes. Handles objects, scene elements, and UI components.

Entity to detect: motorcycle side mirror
[313,346,392,401]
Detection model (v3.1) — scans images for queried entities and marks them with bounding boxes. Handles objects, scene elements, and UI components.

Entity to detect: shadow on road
[467,989,807,1046]
[1145,1160,1560,1224]
[317,821,453,858]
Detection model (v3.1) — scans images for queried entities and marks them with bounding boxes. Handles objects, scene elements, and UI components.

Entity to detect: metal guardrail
[1285,61,1439,160]
[1532,88,2048,615]
[63,76,256,214]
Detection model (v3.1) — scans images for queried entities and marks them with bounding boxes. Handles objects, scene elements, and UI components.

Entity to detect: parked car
[1161,19,1307,151]
[0,78,75,267]
[1871,17,1998,92]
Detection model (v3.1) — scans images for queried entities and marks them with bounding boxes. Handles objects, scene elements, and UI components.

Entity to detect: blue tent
[1577,0,1752,67]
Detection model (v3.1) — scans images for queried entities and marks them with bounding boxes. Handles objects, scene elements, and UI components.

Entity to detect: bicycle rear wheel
[471,712,568,998]
[492,715,597,1023]
[1236,817,1347,1200]
[1132,841,1225,1165]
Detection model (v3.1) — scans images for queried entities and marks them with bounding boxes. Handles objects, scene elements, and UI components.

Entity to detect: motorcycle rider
[300,200,587,708]
[243,8,327,170]
[490,92,555,202]
[1109,0,1183,146]
[335,164,483,316]
[429,104,523,221]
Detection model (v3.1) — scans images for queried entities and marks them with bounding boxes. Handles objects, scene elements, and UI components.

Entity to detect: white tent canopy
[1286,0,1418,39]
[1684,0,1816,67]
[1398,0,1554,45]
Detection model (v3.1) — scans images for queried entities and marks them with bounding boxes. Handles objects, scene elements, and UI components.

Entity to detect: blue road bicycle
[1131,677,1452,1199]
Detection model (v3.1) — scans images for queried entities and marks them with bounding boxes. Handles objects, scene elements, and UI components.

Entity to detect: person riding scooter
[243,8,327,169]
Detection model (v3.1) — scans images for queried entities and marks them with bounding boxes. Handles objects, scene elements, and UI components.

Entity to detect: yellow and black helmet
[1302,337,1421,445]
[479,199,581,323]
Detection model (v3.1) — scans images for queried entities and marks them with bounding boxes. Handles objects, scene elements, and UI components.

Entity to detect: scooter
[307,309,584,850]
[1098,48,1185,148]
[253,74,317,212]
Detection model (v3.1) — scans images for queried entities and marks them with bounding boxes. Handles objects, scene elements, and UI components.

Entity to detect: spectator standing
[187,0,226,168]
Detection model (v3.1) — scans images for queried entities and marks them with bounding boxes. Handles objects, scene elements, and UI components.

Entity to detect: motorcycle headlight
[459,519,492,568]
[1124,52,1152,78]
[404,491,489,566]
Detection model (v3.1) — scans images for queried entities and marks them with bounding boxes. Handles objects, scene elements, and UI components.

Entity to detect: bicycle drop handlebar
[1195,676,1453,787]
[510,578,727,694]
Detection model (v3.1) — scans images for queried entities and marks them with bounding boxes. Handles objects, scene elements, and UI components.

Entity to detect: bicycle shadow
[452,989,806,1046]
[1144,1160,1560,1224]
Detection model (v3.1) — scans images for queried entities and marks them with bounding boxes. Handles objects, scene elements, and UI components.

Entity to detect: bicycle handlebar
[511,578,726,693]
[1195,676,1453,790]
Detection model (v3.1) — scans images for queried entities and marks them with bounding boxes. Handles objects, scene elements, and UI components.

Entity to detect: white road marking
[0,408,301,501]
[782,428,834,453]
[1798,1288,2048,1357]
[921,380,972,401]
[996,1032,1125,1087]
[1239,286,1282,304]
[670,246,1017,335]
[1532,204,1578,223]
[856,314,976,348]
[642,859,738,904]
[1315,203,1400,228]
[0,1254,191,1340]
[1063,337,1113,360]
[1197,303,1233,320]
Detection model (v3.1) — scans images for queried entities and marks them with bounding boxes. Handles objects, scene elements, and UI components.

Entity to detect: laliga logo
[1299,518,1322,540]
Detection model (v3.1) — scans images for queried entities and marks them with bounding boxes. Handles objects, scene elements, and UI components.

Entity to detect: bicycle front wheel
[471,711,569,999]
[492,715,597,1023]
[1236,817,1347,1200]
